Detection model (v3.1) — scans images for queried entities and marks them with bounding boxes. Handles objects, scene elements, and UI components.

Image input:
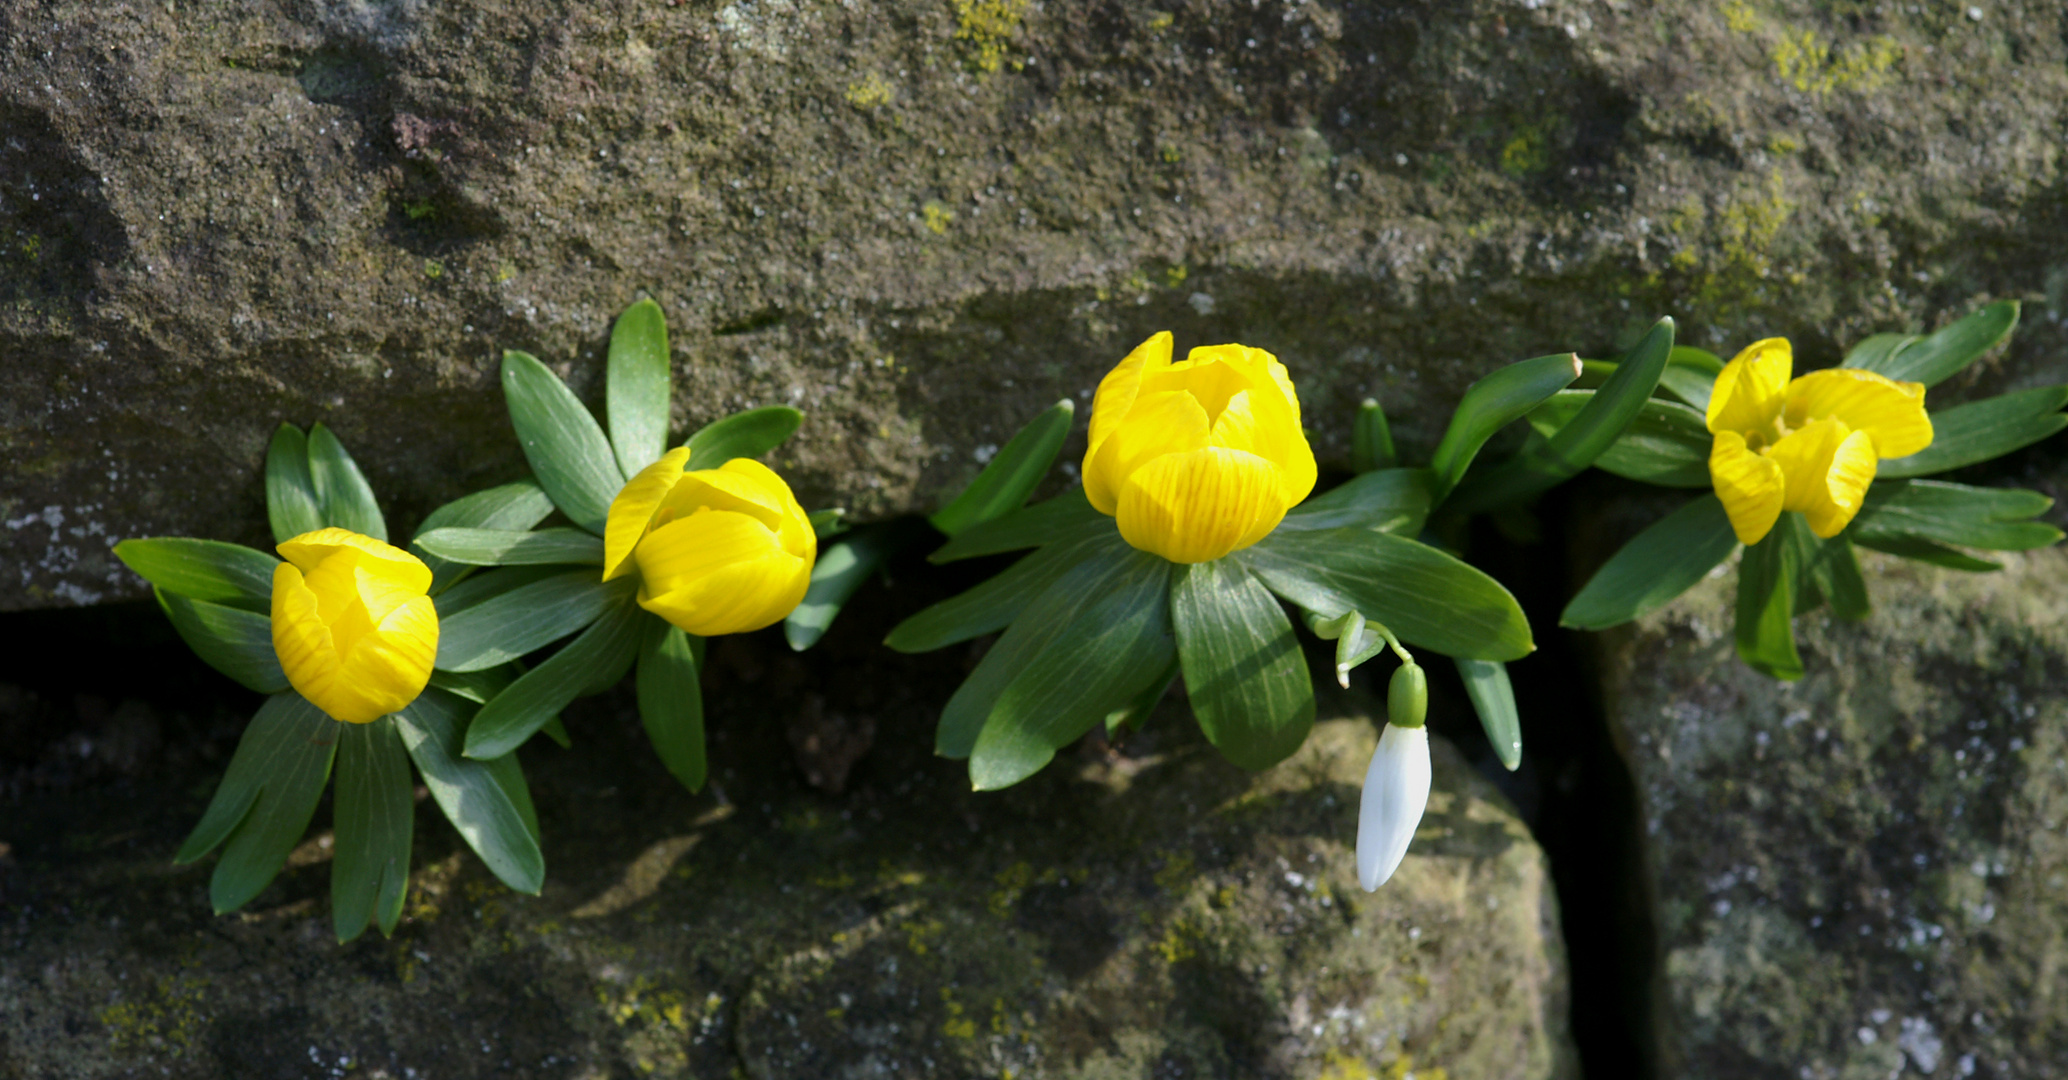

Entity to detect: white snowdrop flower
[1357,721,1431,891]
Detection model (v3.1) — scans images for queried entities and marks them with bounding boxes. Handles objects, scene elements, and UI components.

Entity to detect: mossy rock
[5,0,2068,609]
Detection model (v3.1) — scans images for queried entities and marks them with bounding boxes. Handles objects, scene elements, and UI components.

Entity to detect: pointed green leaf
[1304,608,1387,685]
[1562,495,1739,630]
[1810,533,1871,621]
[1849,480,2061,551]
[265,424,324,545]
[1277,469,1430,535]
[638,616,707,791]
[1658,346,1723,411]
[809,508,850,538]
[1737,521,1804,680]
[888,522,1127,653]
[1427,353,1583,504]
[1526,391,1712,488]
[158,590,289,693]
[1242,528,1533,661]
[1843,333,1914,372]
[683,405,804,467]
[436,570,633,673]
[414,527,605,567]
[332,717,414,942]
[1845,301,2019,387]
[176,693,338,915]
[1172,559,1314,771]
[394,689,545,895]
[432,564,567,618]
[1851,534,2000,572]
[1105,654,1178,738]
[114,538,278,612]
[463,598,644,759]
[412,479,558,594]
[1879,386,2068,478]
[607,298,672,479]
[786,519,930,651]
[966,552,1173,790]
[1449,318,1674,512]
[306,424,387,541]
[428,664,519,704]
[928,486,1107,563]
[930,400,1075,536]
[502,349,623,534]
[1456,658,1521,771]
[1351,398,1397,472]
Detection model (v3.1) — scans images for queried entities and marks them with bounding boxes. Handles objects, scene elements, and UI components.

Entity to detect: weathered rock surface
[1596,535,2068,1078]
[0,658,1575,1079]
[6,0,2068,609]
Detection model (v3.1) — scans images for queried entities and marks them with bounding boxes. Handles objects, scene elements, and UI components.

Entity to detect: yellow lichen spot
[1160,144,1182,164]
[496,261,517,283]
[989,861,1033,917]
[845,73,893,108]
[1771,29,1900,95]
[423,259,444,279]
[1153,916,1201,963]
[952,0,1030,74]
[1722,0,1761,33]
[1767,134,1800,156]
[1152,851,1195,894]
[1163,263,1188,287]
[905,917,944,955]
[1146,10,1173,31]
[923,201,954,235]
[826,1006,847,1020]
[1317,1050,1379,1080]
[941,988,978,1038]
[1499,125,1550,177]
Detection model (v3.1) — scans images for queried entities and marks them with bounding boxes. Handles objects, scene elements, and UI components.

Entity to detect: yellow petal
[634,511,812,636]
[278,528,431,593]
[1086,332,1174,460]
[1114,446,1289,563]
[1083,389,1210,515]
[272,562,344,713]
[661,459,792,534]
[1783,368,1933,459]
[1708,430,1786,545]
[604,446,690,581]
[301,554,380,658]
[1706,338,1793,436]
[329,595,439,723]
[1767,419,1878,538]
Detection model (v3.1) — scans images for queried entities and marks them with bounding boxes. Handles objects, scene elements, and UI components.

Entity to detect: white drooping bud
[1356,722,1432,891]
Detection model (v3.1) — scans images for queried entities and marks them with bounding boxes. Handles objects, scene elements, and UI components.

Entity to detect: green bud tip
[1387,663,1428,730]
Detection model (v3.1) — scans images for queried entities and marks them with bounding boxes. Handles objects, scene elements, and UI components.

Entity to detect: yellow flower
[1706,338,1933,545]
[603,447,816,636]
[1083,333,1318,563]
[271,528,439,724]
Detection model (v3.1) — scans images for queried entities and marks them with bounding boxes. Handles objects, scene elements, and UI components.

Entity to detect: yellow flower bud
[1083,333,1318,563]
[603,447,817,636]
[271,528,438,724]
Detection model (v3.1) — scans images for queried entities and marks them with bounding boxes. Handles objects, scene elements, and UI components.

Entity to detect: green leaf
[809,508,849,539]
[1242,528,1533,661]
[1849,479,2061,551]
[965,552,1174,790]
[1304,608,1388,685]
[1527,391,1712,488]
[1658,346,1723,411]
[428,664,519,704]
[394,689,545,895]
[463,598,645,759]
[1105,654,1177,738]
[1561,495,1739,630]
[1809,533,1871,621]
[606,298,672,479]
[1277,469,1431,535]
[683,405,804,467]
[157,590,289,693]
[1171,559,1314,771]
[928,486,1107,563]
[1449,319,1674,512]
[414,527,605,567]
[637,616,707,791]
[176,693,338,914]
[1455,658,1521,771]
[436,570,633,673]
[786,519,929,651]
[1843,333,1913,372]
[412,480,558,594]
[114,538,278,612]
[1352,398,1397,472]
[887,522,1127,653]
[332,717,414,943]
[1879,386,2068,478]
[265,424,325,545]
[1844,301,2019,387]
[1427,353,1583,504]
[502,349,623,534]
[1736,520,1804,680]
[1850,534,2000,572]
[307,423,387,541]
[929,400,1075,536]
[432,564,566,618]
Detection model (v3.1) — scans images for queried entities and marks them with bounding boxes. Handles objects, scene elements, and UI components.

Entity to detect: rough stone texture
[6,0,2068,608]
[1595,531,2068,1079]
[0,662,1575,1079]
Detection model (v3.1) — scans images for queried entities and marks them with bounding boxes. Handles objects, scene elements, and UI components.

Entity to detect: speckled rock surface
[6,0,2068,608]
[0,663,1574,1079]
[1595,537,2068,1080]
